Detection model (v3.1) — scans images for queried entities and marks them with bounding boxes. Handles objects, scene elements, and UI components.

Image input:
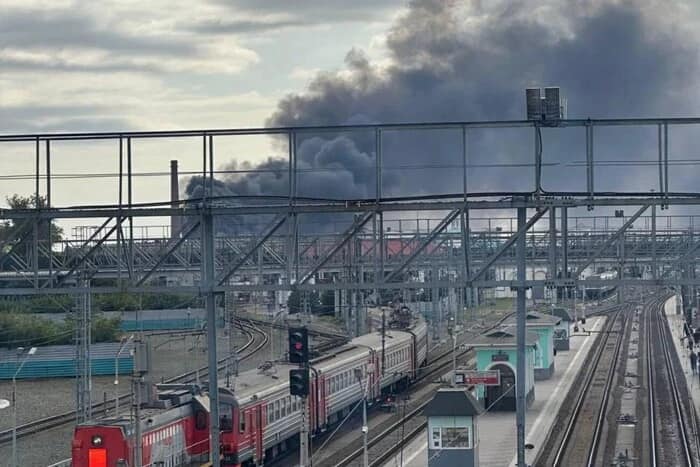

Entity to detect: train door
[308,377,316,432]
[255,405,264,463]
[318,374,327,428]
[409,334,417,380]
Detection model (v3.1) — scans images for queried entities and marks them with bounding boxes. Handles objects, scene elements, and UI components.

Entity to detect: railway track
[316,308,547,467]
[645,296,698,466]
[0,318,268,445]
[536,305,627,467]
[319,341,479,467]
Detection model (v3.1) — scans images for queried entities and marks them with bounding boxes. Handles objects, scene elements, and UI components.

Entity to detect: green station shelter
[469,326,538,411]
[503,310,560,380]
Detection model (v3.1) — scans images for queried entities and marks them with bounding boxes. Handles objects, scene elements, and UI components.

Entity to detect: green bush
[0,295,73,314]
[0,313,121,348]
[94,293,199,311]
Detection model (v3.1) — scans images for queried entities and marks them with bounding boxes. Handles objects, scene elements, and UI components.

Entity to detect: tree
[0,194,63,270]
[319,290,335,315]
[287,290,321,314]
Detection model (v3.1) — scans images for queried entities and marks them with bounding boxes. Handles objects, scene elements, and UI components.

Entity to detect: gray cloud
[207,0,404,24]
[1,10,194,56]
[263,0,699,196]
[187,18,310,34]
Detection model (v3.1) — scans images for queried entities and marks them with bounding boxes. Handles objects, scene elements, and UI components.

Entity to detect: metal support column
[652,203,658,279]
[202,210,221,467]
[549,207,557,302]
[75,273,92,423]
[561,207,568,300]
[516,205,527,467]
[617,228,625,304]
[300,395,309,467]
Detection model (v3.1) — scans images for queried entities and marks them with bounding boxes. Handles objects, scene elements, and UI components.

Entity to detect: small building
[503,311,561,380]
[551,307,574,351]
[424,388,484,467]
[470,326,538,411]
[0,343,134,379]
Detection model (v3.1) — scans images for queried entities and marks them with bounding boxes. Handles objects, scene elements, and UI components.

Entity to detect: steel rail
[549,306,625,467]
[331,347,475,467]
[648,296,694,466]
[326,306,557,467]
[0,319,266,445]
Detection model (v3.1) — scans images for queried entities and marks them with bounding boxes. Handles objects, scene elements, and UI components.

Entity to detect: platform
[385,316,605,467]
[662,296,700,419]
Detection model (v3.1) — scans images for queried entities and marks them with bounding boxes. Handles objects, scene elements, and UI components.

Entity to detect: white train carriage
[222,316,427,466]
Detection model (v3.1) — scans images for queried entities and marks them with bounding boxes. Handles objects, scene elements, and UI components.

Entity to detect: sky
[2,0,700,235]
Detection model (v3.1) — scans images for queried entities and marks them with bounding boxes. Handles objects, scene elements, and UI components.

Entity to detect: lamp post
[12,346,36,467]
[114,335,134,416]
[354,368,369,467]
[270,310,286,363]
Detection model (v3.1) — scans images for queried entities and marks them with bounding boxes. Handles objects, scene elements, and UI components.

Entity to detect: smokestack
[170,160,181,238]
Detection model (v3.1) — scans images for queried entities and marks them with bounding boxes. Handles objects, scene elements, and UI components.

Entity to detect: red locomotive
[72,385,221,466]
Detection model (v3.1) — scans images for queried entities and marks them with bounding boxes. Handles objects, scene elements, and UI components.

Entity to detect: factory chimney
[170,160,181,238]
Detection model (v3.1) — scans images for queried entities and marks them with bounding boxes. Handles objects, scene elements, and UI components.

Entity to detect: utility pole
[289,327,310,467]
[516,204,527,467]
[452,333,457,386]
[381,309,386,376]
[355,368,369,467]
[131,337,150,467]
[300,395,309,467]
[202,210,221,467]
[12,347,36,467]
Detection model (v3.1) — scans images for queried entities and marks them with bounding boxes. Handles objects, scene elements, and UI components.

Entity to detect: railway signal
[289,368,310,397]
[288,327,309,364]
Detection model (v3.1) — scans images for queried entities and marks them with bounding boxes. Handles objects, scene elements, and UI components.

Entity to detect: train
[72,313,428,467]
[584,270,618,300]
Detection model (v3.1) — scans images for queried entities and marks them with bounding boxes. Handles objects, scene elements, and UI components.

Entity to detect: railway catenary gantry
[4,117,700,467]
[3,117,700,296]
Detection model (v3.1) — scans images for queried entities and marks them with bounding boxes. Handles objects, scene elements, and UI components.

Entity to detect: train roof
[469,325,539,347]
[227,316,426,405]
[77,384,219,433]
[502,310,561,327]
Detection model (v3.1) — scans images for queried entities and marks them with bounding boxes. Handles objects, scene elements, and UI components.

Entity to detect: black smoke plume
[186,0,700,232]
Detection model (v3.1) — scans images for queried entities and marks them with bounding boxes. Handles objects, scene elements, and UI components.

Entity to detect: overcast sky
[2,0,700,234]
[0,0,406,132]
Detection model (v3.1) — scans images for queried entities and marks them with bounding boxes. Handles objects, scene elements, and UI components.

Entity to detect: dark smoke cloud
[187,0,700,230]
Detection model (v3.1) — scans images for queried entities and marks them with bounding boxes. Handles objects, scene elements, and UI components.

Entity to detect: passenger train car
[221,316,428,466]
[584,270,618,300]
[71,315,427,467]
[72,385,217,467]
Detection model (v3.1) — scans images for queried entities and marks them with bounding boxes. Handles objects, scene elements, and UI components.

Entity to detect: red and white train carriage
[71,315,427,467]
[222,316,428,466]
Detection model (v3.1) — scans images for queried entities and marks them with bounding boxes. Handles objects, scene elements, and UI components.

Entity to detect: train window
[282,399,287,417]
[239,412,246,433]
[275,401,280,420]
[195,410,207,430]
[431,427,441,448]
[220,414,233,432]
[268,404,273,424]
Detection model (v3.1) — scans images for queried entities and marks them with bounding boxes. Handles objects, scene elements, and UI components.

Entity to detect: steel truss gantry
[3,117,700,467]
